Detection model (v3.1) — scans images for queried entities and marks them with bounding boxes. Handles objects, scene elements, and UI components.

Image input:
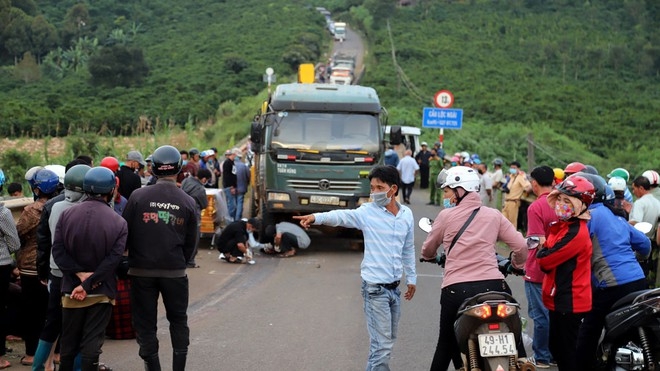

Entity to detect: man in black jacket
[52,166,127,371]
[122,145,197,371]
[117,150,145,199]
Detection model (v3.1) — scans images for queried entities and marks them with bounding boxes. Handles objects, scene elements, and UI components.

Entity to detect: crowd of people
[415,154,660,371]
[0,143,273,371]
[1,139,659,371]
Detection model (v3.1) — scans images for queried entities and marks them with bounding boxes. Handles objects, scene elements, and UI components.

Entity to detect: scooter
[597,287,660,370]
[593,221,660,371]
[418,217,534,371]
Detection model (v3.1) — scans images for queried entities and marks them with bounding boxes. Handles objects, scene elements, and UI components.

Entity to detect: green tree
[11,0,38,16]
[223,53,248,74]
[88,45,149,87]
[13,51,40,83]
[61,3,91,46]
[2,8,32,60]
[29,15,58,62]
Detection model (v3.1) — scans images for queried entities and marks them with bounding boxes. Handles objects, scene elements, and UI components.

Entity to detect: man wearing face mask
[420,166,528,371]
[294,165,416,371]
[502,161,531,229]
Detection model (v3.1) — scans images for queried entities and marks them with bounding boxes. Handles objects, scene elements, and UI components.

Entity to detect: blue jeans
[361,280,401,371]
[224,188,237,221]
[524,281,553,364]
[235,193,245,221]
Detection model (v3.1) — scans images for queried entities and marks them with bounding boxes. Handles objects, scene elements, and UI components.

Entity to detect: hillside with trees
[0,0,658,177]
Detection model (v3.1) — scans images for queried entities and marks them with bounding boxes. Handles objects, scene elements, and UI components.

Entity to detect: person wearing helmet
[642,169,660,203]
[552,168,564,185]
[51,166,127,371]
[536,175,595,371]
[607,167,634,203]
[502,161,532,228]
[563,161,587,177]
[607,176,632,219]
[420,166,528,371]
[629,176,660,285]
[0,188,20,369]
[122,145,197,371]
[100,157,120,174]
[573,173,650,370]
[32,163,95,371]
[294,165,417,371]
[15,169,60,366]
[629,176,660,234]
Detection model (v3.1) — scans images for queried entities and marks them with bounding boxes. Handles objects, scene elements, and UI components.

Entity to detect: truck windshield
[271,112,379,153]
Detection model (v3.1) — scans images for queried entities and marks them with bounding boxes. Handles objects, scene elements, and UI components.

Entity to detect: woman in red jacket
[536,175,595,371]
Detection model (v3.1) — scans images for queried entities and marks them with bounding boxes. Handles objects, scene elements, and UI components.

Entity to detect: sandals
[21,356,33,366]
[0,359,10,369]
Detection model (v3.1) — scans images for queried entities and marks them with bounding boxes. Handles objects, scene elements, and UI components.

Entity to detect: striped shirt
[313,202,417,285]
[0,204,20,266]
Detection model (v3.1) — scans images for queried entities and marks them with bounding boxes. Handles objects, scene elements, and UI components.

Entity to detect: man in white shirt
[396,150,419,204]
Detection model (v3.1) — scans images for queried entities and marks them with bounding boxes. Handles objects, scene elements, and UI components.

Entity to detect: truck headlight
[267,192,291,202]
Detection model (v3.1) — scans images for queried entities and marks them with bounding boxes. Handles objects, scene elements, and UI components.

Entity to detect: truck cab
[333,22,347,42]
[250,84,398,237]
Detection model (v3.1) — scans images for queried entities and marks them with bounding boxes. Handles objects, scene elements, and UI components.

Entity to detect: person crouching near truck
[294,165,417,371]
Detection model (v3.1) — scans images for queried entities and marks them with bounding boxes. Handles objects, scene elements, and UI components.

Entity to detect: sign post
[431,90,456,149]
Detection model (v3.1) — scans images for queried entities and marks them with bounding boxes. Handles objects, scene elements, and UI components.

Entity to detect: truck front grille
[286,179,362,192]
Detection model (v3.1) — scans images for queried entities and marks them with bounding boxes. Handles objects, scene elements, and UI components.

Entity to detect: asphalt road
[96,186,550,371]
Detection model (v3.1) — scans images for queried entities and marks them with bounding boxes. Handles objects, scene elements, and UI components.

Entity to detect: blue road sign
[422,107,463,129]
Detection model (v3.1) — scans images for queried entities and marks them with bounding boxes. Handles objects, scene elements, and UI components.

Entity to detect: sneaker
[218,253,226,260]
[528,357,550,369]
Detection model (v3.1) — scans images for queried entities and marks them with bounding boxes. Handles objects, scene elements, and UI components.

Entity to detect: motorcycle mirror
[418,217,433,233]
[634,222,653,234]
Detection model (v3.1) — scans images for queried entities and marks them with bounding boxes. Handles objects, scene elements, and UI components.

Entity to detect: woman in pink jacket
[421,166,528,371]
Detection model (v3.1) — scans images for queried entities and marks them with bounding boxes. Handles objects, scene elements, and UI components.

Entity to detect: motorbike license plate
[478,333,517,357]
[310,195,340,205]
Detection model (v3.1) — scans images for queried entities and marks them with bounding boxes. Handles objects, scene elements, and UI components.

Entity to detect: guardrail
[2,197,33,222]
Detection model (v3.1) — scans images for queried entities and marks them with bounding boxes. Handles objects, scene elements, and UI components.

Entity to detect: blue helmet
[603,185,615,206]
[33,169,60,194]
[0,169,5,186]
[83,167,116,195]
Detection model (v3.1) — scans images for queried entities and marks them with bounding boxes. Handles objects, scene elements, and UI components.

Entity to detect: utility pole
[527,133,535,171]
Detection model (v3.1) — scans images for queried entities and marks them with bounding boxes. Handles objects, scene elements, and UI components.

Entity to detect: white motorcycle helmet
[439,166,481,192]
[642,170,659,186]
[44,164,66,185]
[607,176,627,192]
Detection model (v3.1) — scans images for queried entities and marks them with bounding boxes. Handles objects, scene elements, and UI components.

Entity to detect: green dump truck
[249,83,400,236]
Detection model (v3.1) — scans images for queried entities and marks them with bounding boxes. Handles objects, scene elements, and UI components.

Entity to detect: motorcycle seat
[610,289,649,311]
[459,291,517,309]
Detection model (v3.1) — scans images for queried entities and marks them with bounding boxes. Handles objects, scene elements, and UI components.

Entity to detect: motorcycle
[418,217,534,371]
[598,287,660,370]
[593,221,660,371]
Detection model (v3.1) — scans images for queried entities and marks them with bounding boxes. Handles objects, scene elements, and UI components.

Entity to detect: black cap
[530,166,555,187]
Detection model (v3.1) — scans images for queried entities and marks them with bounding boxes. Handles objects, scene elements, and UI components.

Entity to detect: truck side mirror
[389,125,402,145]
[250,121,262,153]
